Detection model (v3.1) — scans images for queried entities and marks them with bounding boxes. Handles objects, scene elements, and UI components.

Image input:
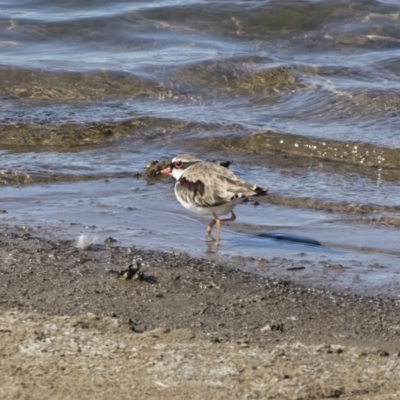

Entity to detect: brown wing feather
[175,161,267,208]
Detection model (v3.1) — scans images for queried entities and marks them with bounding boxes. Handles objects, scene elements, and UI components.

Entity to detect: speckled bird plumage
[161,154,268,245]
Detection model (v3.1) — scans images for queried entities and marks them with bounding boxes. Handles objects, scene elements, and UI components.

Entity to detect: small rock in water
[218,160,231,168]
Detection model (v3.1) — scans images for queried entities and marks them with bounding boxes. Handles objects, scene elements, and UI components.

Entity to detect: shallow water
[1,0,400,295]
[1,176,400,296]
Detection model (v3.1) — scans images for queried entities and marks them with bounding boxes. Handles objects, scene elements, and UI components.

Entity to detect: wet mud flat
[1,225,400,399]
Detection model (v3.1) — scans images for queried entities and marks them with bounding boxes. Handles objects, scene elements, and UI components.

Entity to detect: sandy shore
[1,224,400,399]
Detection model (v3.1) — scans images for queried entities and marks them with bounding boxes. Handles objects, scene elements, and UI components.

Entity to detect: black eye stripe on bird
[161,154,268,246]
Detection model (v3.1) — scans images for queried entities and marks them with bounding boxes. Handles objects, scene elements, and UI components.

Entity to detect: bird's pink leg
[213,211,236,246]
[206,218,216,241]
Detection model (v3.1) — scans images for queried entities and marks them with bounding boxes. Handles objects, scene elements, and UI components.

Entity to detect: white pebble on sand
[75,234,97,250]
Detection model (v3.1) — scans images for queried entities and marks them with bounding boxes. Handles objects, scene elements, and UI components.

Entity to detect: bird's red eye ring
[174,161,183,168]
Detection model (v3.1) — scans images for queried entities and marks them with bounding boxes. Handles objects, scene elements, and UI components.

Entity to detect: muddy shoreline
[1,224,400,399]
[1,224,400,349]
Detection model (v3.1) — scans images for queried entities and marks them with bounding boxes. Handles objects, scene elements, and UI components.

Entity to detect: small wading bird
[161,154,268,246]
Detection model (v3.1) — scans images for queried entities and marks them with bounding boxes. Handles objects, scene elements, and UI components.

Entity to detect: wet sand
[1,224,400,399]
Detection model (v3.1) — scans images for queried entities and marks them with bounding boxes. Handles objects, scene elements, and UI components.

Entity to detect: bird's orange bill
[161,166,171,175]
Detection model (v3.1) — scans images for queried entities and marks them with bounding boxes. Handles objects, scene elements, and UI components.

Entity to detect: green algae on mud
[0,68,170,100]
[0,119,163,148]
[199,130,400,170]
[0,63,301,101]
